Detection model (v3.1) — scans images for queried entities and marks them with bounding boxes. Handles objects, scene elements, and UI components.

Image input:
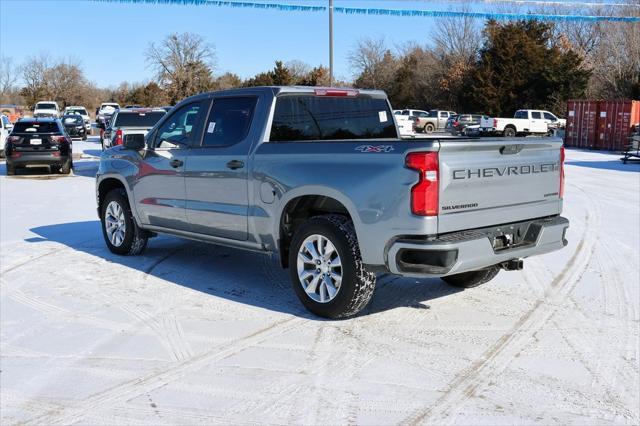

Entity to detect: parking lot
[0,135,637,424]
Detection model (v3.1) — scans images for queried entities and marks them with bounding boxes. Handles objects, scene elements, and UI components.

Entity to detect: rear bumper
[8,153,69,167]
[386,216,569,277]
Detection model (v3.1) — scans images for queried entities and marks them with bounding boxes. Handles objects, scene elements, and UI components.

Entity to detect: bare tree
[285,60,311,84]
[146,32,216,103]
[590,19,640,98]
[0,55,20,103]
[431,13,481,65]
[348,38,398,90]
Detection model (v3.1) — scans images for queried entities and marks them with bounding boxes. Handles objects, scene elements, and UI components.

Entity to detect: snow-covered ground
[1,139,638,425]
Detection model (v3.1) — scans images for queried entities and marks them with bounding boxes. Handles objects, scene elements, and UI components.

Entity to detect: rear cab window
[114,111,166,127]
[202,97,257,147]
[269,93,397,141]
[12,122,60,133]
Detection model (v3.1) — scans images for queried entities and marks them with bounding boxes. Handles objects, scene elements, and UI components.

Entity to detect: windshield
[113,111,166,127]
[63,116,83,124]
[36,103,57,110]
[67,108,87,116]
[12,122,60,133]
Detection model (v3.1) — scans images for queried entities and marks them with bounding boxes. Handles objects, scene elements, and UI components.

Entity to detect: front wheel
[100,189,148,255]
[441,266,500,288]
[289,215,376,319]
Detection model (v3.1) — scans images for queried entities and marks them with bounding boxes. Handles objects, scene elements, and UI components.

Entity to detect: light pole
[329,0,334,86]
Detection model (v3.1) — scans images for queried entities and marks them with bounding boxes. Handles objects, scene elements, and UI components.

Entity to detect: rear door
[133,101,207,231]
[530,111,547,133]
[437,139,563,233]
[184,95,260,240]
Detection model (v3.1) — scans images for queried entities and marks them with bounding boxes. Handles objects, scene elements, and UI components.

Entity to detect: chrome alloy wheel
[296,234,343,303]
[104,200,126,247]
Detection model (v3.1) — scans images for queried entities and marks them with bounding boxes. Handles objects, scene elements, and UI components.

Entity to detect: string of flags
[91,0,640,22]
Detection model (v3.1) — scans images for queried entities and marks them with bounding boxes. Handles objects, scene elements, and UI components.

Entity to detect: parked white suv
[33,101,60,118]
[64,106,92,133]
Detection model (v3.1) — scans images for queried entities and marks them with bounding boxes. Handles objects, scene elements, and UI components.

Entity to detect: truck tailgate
[437,138,563,234]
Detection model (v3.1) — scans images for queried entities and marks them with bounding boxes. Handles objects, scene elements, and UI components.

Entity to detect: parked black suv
[61,114,87,140]
[5,118,72,175]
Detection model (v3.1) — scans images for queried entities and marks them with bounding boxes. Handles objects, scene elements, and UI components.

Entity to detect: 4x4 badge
[355,145,394,153]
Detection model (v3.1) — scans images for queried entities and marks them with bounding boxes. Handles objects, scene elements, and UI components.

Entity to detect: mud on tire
[288,214,376,319]
[101,188,148,256]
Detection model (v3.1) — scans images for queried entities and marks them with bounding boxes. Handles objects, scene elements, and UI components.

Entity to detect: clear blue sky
[0,0,608,87]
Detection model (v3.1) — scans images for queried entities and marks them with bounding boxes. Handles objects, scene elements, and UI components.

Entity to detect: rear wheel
[6,163,15,175]
[101,189,148,255]
[503,126,516,137]
[289,215,376,319]
[424,123,435,133]
[441,266,500,288]
[59,158,72,174]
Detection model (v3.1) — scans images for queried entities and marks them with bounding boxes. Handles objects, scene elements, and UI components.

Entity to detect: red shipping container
[596,100,640,151]
[565,100,599,148]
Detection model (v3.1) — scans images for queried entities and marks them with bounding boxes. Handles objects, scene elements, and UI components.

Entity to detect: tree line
[0,10,638,117]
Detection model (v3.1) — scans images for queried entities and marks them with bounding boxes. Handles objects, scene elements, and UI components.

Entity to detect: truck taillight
[115,129,123,145]
[52,136,67,144]
[406,152,439,216]
[559,146,565,198]
[7,136,20,143]
[493,118,498,128]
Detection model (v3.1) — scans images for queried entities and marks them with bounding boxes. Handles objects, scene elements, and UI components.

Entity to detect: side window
[531,111,542,119]
[155,101,205,149]
[202,97,257,147]
[440,111,447,118]
[418,112,428,118]
[514,110,527,119]
[543,112,556,121]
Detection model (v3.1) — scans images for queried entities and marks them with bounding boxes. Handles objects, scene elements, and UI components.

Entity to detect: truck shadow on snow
[28,221,462,319]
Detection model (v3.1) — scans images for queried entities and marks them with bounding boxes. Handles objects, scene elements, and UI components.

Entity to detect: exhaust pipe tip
[501,258,524,271]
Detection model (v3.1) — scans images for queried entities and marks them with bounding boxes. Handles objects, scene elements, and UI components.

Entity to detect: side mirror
[124,134,146,150]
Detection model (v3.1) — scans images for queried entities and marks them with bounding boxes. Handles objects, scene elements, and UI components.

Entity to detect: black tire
[6,163,15,175]
[503,126,516,137]
[441,266,500,288]
[100,188,148,255]
[59,158,72,174]
[424,123,435,133]
[288,214,376,319]
[82,133,87,141]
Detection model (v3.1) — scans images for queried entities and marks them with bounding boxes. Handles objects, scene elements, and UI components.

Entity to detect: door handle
[169,159,183,168]
[226,160,245,170]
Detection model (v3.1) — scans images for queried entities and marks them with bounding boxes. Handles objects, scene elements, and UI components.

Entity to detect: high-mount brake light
[405,152,439,216]
[313,88,359,97]
[559,146,565,198]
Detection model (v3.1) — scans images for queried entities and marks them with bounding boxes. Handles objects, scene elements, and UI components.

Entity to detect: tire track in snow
[23,316,307,425]
[401,184,600,425]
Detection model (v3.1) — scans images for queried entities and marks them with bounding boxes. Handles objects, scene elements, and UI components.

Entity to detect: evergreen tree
[465,20,590,116]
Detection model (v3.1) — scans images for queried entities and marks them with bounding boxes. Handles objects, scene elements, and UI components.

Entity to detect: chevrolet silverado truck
[96,86,569,319]
[481,109,566,137]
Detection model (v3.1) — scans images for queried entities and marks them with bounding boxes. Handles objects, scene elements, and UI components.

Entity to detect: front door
[133,101,207,231]
[184,96,259,240]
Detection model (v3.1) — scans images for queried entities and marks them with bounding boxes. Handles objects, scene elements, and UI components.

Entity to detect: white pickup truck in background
[481,109,565,137]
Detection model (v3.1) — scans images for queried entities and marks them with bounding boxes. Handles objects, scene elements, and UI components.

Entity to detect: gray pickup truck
[96,86,569,318]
